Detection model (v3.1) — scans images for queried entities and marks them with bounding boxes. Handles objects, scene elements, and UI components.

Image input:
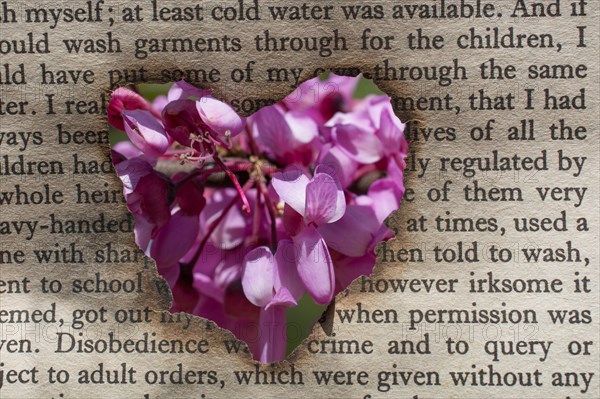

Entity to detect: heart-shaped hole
[107,73,408,363]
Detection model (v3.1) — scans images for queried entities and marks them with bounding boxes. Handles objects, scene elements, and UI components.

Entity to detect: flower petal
[150,210,200,267]
[168,80,212,101]
[122,110,169,157]
[333,253,376,294]
[319,145,357,188]
[132,213,154,253]
[314,164,346,223]
[295,225,334,305]
[194,273,225,303]
[271,167,310,218]
[202,188,247,250]
[283,73,360,122]
[115,157,155,195]
[333,123,383,164]
[282,204,304,237]
[379,107,405,153]
[325,109,373,131]
[107,88,152,131]
[112,141,142,161]
[162,99,203,148]
[257,306,287,363]
[266,288,297,309]
[130,171,173,227]
[305,171,339,225]
[387,155,407,189]
[174,174,206,216]
[242,246,275,308]
[284,111,319,144]
[151,95,169,115]
[274,239,304,301]
[192,244,239,303]
[197,97,245,143]
[250,105,293,158]
[318,205,379,257]
[367,178,402,225]
[159,263,180,287]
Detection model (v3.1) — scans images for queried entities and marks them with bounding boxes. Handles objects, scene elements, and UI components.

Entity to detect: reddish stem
[173,165,240,189]
[245,126,260,156]
[163,155,277,175]
[213,155,251,214]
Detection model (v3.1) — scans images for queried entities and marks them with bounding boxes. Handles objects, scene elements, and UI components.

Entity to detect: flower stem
[245,126,260,156]
[213,155,251,214]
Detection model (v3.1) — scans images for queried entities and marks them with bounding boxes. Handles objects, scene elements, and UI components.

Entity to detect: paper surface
[1,1,598,397]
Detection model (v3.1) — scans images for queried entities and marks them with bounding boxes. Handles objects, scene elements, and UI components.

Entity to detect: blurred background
[110,76,382,355]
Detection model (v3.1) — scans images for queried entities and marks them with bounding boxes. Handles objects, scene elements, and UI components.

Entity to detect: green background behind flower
[110,76,382,355]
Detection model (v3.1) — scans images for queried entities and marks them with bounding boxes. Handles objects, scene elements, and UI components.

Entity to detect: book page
[1,0,598,397]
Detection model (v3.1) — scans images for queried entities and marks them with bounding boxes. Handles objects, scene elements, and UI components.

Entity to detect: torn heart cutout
[107,74,408,363]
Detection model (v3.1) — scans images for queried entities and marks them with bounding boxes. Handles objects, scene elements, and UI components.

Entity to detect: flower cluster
[108,74,408,363]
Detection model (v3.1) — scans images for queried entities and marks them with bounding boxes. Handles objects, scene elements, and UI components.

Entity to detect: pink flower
[168,80,213,101]
[284,74,360,122]
[122,110,169,157]
[108,74,409,363]
[250,105,318,164]
[108,88,154,131]
[150,209,200,268]
[115,156,173,251]
[242,241,303,362]
[162,95,245,156]
[112,141,142,161]
[272,165,346,304]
